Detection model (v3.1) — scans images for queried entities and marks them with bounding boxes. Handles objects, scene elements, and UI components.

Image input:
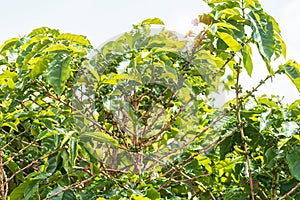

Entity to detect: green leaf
[24,180,39,200]
[265,147,278,168]
[47,185,63,200]
[102,73,134,85]
[281,60,300,92]
[37,130,58,141]
[224,188,247,200]
[46,53,71,95]
[213,22,240,32]
[60,149,71,173]
[30,55,52,78]
[80,132,120,148]
[0,70,17,80]
[259,109,274,132]
[242,44,253,76]
[141,18,164,25]
[55,33,91,47]
[0,37,19,54]
[28,27,58,37]
[288,100,300,117]
[47,153,58,174]
[60,131,75,148]
[217,31,242,52]
[2,122,18,132]
[22,39,51,69]
[204,0,238,4]
[8,181,28,200]
[146,187,160,200]
[3,154,25,182]
[84,64,100,82]
[286,145,300,181]
[219,135,234,160]
[131,194,151,200]
[43,44,70,54]
[247,10,277,72]
[61,190,75,200]
[244,0,256,7]
[69,137,78,166]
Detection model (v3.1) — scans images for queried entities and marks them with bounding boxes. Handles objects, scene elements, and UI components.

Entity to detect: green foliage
[1,0,300,199]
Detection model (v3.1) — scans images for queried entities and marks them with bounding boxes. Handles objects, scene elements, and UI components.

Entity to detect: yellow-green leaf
[242,44,253,76]
[55,33,91,47]
[217,32,242,52]
[214,22,240,31]
[141,18,164,25]
[0,37,19,54]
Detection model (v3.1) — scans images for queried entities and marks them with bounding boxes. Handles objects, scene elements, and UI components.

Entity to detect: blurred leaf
[224,188,247,200]
[146,187,160,200]
[286,145,300,181]
[265,147,278,168]
[279,122,299,137]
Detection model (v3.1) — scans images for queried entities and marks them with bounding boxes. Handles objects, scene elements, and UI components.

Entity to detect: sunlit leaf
[55,33,91,47]
[242,44,253,76]
[217,31,242,52]
[0,37,19,54]
[281,60,300,92]
[141,18,164,25]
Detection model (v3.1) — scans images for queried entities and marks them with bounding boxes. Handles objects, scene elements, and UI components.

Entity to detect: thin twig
[235,64,255,200]
[278,182,300,200]
[44,173,99,200]
[4,149,59,185]
[1,140,37,167]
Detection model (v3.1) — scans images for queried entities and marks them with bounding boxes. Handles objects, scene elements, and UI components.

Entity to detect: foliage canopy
[1,0,300,199]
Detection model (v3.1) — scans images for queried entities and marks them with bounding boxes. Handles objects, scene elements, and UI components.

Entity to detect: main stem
[235,66,255,200]
[0,148,5,200]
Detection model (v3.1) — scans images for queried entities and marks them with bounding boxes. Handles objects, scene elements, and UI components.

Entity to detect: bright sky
[0,0,299,103]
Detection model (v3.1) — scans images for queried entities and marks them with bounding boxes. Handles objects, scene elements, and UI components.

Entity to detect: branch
[45,164,129,200]
[0,148,5,200]
[143,98,192,147]
[159,107,232,161]
[4,149,59,185]
[44,173,99,200]
[1,139,37,167]
[34,82,118,140]
[235,64,255,200]
[278,182,300,200]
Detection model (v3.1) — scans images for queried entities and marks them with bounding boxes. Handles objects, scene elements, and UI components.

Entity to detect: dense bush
[1,0,300,199]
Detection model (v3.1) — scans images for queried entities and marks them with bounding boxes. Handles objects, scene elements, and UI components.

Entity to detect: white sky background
[0,0,299,104]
